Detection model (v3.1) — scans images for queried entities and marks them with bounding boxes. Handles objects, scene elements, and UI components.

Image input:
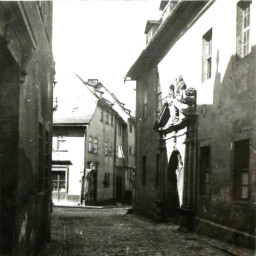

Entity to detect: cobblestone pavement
[38,207,255,256]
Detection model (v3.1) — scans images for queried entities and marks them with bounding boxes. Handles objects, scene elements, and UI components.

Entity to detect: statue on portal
[157,75,197,132]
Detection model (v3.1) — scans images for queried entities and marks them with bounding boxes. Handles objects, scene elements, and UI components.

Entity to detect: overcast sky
[53,0,161,111]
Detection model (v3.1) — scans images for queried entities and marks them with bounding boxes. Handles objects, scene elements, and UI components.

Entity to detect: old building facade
[0,2,54,255]
[52,75,135,205]
[126,0,256,248]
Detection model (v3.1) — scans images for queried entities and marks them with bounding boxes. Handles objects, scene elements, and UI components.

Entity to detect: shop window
[233,139,250,200]
[202,29,212,82]
[52,171,66,192]
[199,146,211,195]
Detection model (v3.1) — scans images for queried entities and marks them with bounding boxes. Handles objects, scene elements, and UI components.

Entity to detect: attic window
[88,79,98,85]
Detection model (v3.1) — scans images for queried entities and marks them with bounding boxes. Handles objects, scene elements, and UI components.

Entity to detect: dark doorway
[166,150,181,219]
[87,171,97,203]
[116,175,123,203]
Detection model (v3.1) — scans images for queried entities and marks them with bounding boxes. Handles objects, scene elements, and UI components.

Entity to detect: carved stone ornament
[154,75,197,134]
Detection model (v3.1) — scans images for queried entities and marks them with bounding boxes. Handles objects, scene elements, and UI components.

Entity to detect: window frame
[202,29,212,82]
[57,135,68,152]
[88,136,93,153]
[93,138,98,154]
[105,142,108,156]
[106,111,109,125]
[237,1,251,58]
[233,139,250,201]
[109,142,113,156]
[100,108,104,122]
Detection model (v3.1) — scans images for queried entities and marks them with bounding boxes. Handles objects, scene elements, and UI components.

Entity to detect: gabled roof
[144,20,161,34]
[159,0,169,11]
[53,73,99,125]
[76,74,134,122]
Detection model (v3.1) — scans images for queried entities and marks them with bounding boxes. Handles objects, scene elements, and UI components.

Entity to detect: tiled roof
[53,73,98,124]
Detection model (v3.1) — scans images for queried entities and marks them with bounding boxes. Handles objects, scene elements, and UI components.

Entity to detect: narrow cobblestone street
[38,207,254,256]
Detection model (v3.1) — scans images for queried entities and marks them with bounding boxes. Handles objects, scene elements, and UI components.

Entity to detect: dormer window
[144,20,161,45]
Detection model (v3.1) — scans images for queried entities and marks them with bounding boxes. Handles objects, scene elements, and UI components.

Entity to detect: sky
[53,0,161,112]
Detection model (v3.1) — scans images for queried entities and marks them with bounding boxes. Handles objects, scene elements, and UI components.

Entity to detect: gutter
[126,0,214,80]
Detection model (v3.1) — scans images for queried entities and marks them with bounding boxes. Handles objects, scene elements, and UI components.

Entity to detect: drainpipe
[80,126,88,205]
[113,116,117,204]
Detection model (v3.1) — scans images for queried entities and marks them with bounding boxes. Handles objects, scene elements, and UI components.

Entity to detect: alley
[38,207,254,256]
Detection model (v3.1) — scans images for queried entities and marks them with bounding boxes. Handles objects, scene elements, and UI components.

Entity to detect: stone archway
[166,150,183,218]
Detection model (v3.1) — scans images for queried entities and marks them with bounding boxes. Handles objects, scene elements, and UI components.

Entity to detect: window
[111,114,114,126]
[106,111,109,125]
[129,123,133,133]
[88,136,93,152]
[142,156,147,185]
[118,123,122,137]
[233,139,250,200]
[157,82,162,113]
[100,108,103,122]
[155,154,160,187]
[53,97,58,110]
[129,146,132,155]
[237,1,251,58]
[93,138,98,153]
[109,142,113,156]
[52,171,66,192]
[199,146,211,195]
[104,173,110,188]
[105,142,108,155]
[202,29,212,82]
[143,89,148,119]
[57,135,67,151]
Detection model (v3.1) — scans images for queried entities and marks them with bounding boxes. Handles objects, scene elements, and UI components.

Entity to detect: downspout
[113,115,117,204]
[80,125,88,205]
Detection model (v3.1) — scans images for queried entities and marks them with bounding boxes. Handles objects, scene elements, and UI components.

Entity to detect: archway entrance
[166,150,183,219]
